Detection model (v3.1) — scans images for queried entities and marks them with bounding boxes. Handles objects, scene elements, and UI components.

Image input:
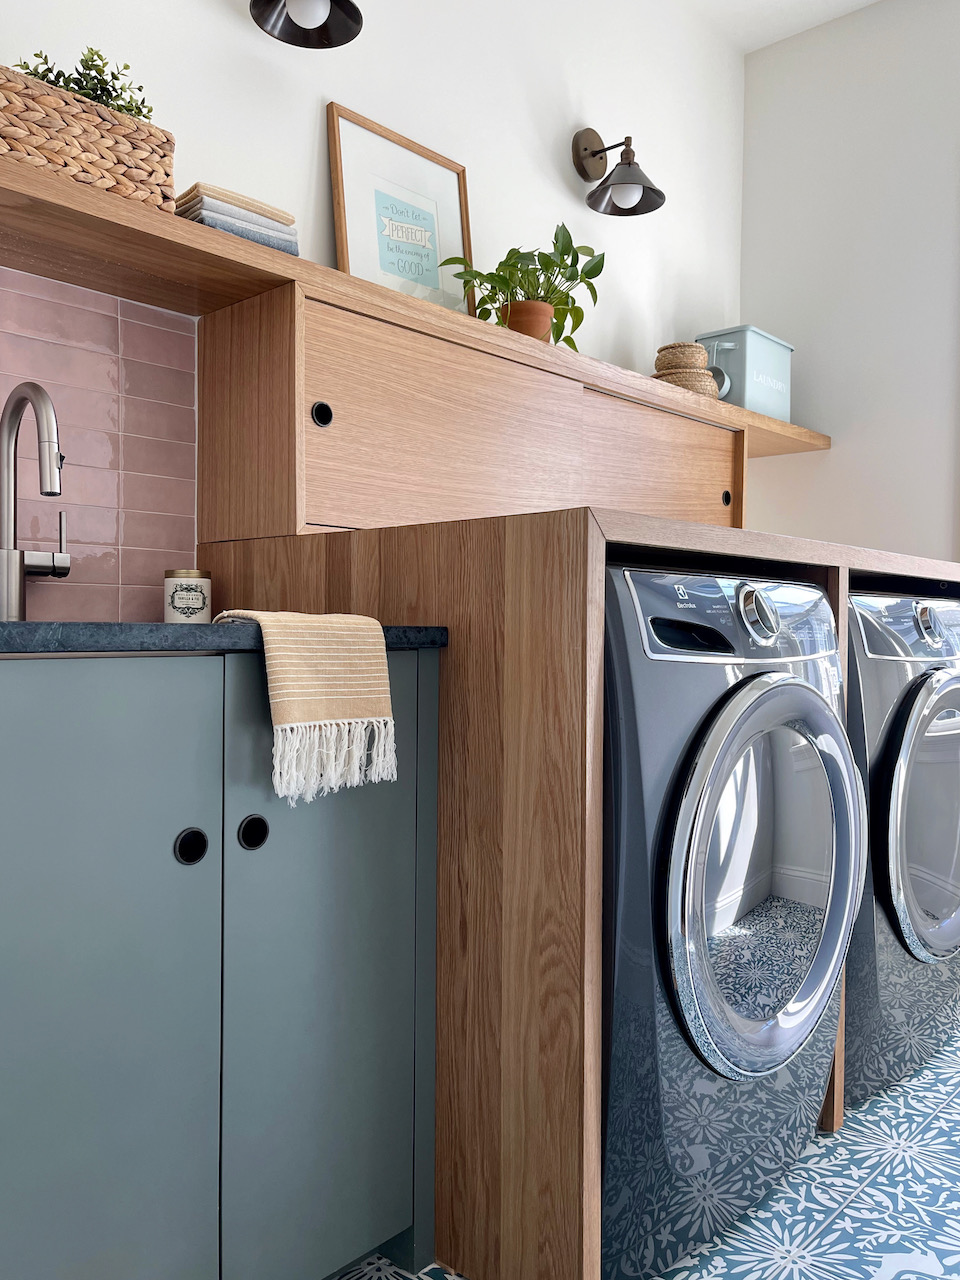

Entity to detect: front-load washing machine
[845,593,960,1107]
[603,570,866,1280]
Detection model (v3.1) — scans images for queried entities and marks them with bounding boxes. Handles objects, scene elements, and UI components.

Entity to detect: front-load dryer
[602,570,866,1280]
[845,593,960,1107]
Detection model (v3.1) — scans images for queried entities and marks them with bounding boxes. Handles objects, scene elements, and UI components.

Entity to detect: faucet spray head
[31,385,63,497]
[38,441,64,498]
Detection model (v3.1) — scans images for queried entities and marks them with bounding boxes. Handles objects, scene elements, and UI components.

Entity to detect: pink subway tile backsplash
[121,433,195,481]
[0,267,118,315]
[122,472,195,518]
[120,546,194,588]
[5,269,199,623]
[119,299,197,335]
[122,396,196,443]
[0,375,121,433]
[121,358,195,408]
[120,321,195,372]
[19,458,120,509]
[19,500,120,547]
[0,331,120,393]
[120,585,166,623]
[0,289,119,354]
[21,542,120,585]
[121,510,196,555]
[17,423,120,470]
[27,583,121,622]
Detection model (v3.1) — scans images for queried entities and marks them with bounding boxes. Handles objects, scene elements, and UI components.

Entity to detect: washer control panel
[622,571,838,663]
[852,594,960,660]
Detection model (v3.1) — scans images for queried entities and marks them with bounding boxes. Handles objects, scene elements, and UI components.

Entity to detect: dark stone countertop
[0,622,448,655]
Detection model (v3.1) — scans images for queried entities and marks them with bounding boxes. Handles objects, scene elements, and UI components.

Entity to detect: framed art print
[327,102,473,313]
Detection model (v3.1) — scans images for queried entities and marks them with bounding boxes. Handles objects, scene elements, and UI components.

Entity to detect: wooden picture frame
[327,102,473,313]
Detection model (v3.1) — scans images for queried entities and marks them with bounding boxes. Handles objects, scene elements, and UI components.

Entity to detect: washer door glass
[663,672,866,1080]
[886,669,960,961]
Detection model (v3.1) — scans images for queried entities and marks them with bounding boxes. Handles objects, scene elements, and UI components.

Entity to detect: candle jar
[164,569,212,624]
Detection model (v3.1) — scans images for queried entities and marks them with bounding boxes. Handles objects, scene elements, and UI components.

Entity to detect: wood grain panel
[819,564,850,1134]
[581,512,606,1280]
[302,303,583,527]
[582,389,738,526]
[501,510,595,1280]
[198,283,304,543]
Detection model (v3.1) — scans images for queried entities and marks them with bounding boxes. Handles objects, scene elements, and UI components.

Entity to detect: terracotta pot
[500,300,555,343]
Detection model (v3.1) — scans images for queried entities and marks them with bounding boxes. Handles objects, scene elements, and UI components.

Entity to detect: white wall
[4,1,744,373]
[743,0,960,558]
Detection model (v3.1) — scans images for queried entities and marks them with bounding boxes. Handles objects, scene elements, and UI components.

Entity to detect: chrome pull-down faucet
[0,382,71,622]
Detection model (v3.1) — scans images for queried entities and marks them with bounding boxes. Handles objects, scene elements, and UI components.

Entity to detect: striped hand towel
[215,610,397,804]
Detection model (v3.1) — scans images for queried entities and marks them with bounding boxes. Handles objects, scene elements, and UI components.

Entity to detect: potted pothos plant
[442,223,604,350]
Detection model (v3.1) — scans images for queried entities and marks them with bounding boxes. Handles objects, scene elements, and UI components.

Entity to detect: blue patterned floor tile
[655,1023,960,1279]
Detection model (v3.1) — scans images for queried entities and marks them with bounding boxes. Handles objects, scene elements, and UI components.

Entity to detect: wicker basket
[653,368,720,398]
[655,342,709,372]
[0,66,175,211]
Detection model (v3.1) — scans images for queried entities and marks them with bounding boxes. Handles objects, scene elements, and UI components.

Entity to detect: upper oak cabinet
[197,283,747,543]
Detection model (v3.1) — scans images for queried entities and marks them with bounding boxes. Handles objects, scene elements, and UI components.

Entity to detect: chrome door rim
[885,668,960,962]
[662,671,867,1080]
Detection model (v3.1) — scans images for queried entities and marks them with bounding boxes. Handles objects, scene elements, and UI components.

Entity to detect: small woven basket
[655,342,709,372]
[0,66,175,211]
[654,368,720,398]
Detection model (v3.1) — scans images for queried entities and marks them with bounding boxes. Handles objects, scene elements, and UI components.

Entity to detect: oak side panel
[582,512,606,1280]
[582,390,738,527]
[500,510,590,1280]
[302,303,583,527]
[431,519,507,1280]
[198,283,303,543]
[819,563,851,1133]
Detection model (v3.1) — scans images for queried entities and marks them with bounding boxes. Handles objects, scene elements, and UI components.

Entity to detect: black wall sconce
[250,0,362,48]
[572,128,665,216]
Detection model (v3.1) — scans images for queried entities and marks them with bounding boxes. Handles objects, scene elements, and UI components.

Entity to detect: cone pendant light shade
[250,0,362,47]
[572,129,665,217]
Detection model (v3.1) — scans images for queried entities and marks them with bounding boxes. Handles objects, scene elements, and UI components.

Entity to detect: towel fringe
[272,717,397,806]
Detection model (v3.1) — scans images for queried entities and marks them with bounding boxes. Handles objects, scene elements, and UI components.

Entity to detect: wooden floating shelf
[0,157,829,461]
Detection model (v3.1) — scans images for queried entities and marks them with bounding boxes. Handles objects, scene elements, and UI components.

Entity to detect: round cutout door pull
[311,401,334,427]
[238,815,270,850]
[174,828,208,865]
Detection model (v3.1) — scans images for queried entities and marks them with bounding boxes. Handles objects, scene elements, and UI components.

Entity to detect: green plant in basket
[16,47,154,120]
[442,223,604,351]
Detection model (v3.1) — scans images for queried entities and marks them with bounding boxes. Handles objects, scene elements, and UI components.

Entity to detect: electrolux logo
[674,584,696,609]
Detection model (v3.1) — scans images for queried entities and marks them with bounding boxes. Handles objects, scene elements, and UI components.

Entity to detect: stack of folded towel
[175,182,300,256]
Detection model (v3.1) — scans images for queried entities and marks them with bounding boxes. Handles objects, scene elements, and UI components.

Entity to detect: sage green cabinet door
[0,656,223,1280]
[221,652,419,1280]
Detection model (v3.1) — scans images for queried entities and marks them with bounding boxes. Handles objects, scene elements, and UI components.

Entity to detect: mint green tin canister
[695,325,794,422]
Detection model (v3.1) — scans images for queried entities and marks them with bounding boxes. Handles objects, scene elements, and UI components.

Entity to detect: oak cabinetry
[198,285,745,543]
[581,389,742,527]
[302,301,583,527]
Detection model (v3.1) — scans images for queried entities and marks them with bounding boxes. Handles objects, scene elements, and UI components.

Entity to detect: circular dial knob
[739,585,781,645]
[915,602,945,648]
